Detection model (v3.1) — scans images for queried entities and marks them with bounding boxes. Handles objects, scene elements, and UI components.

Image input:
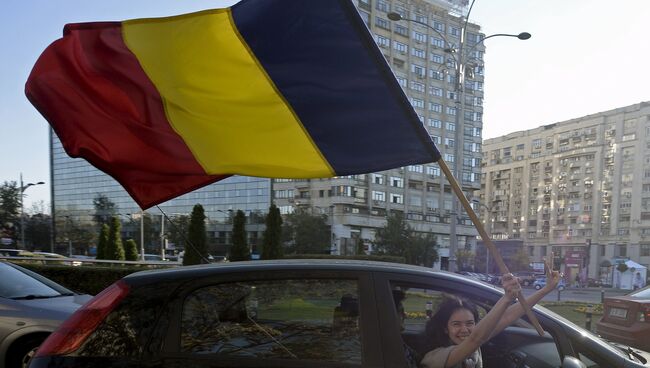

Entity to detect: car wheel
[534,284,541,290]
[8,336,42,368]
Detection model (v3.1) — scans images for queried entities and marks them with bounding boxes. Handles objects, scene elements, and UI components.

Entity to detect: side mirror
[562,356,587,368]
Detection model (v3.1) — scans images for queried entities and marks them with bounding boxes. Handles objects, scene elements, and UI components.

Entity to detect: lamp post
[19,173,45,249]
[122,212,145,261]
[473,200,495,273]
[388,2,530,272]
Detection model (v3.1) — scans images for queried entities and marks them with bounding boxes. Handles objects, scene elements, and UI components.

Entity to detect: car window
[181,279,361,364]
[0,262,62,298]
[389,282,561,368]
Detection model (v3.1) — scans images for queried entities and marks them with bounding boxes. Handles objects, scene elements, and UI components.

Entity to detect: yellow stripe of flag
[122,9,334,177]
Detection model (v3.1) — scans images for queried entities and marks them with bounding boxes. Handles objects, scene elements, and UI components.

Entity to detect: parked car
[0,261,92,368]
[29,260,650,367]
[515,271,544,287]
[32,252,82,267]
[534,276,567,291]
[597,285,650,351]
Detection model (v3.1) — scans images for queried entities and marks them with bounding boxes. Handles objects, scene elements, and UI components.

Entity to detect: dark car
[597,285,650,351]
[514,271,544,287]
[30,260,650,367]
[0,261,92,368]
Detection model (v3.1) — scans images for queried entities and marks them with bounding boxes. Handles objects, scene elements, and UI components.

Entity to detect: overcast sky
[2,0,649,211]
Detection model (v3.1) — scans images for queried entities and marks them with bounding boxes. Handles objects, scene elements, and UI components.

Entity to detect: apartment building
[273,0,484,265]
[480,101,650,283]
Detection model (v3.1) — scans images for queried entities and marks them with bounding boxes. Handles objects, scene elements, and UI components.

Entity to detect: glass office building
[50,130,271,256]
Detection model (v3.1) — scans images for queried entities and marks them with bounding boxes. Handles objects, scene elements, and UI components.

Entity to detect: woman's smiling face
[446,308,476,345]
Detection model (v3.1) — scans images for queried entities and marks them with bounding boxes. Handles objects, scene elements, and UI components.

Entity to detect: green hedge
[282,254,407,264]
[16,263,144,295]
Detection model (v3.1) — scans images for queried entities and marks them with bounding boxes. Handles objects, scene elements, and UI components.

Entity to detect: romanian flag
[26,0,440,209]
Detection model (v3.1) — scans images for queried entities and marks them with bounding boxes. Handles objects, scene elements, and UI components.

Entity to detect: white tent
[614,260,647,290]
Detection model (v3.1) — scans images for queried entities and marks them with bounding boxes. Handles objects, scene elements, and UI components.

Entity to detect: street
[521,287,629,304]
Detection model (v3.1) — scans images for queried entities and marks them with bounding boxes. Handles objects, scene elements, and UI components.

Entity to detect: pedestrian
[634,272,644,290]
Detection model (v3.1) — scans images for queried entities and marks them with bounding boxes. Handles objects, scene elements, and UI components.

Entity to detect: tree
[0,181,20,243]
[183,204,208,266]
[96,224,109,259]
[124,239,139,261]
[261,204,283,260]
[92,194,117,226]
[282,208,330,254]
[411,233,439,267]
[25,213,51,250]
[167,215,190,250]
[373,212,411,258]
[373,212,438,266]
[356,237,365,255]
[456,249,475,272]
[230,210,250,261]
[105,217,125,260]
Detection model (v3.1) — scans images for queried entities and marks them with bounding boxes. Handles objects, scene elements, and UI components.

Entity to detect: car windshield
[0,262,68,299]
[630,285,650,299]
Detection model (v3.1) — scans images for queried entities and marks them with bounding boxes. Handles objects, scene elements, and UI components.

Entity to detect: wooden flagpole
[437,158,545,336]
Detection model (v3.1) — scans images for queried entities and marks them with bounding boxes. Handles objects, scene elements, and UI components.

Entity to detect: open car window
[181,278,362,365]
[389,282,562,368]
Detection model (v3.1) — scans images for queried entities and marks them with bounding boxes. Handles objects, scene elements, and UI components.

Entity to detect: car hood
[1,294,92,319]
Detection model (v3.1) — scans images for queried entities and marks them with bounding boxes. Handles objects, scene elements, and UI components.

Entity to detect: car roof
[123,259,485,287]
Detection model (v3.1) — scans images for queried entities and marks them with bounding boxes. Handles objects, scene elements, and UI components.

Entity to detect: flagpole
[437,158,545,336]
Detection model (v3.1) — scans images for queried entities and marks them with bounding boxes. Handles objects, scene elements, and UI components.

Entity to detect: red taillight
[35,280,130,357]
[639,305,650,323]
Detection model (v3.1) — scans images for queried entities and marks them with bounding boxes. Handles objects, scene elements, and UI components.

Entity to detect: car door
[157,268,386,368]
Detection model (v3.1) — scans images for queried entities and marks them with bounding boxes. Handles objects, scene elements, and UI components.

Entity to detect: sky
[2,0,649,212]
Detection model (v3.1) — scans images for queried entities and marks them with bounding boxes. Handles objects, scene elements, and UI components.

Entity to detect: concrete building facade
[480,101,650,284]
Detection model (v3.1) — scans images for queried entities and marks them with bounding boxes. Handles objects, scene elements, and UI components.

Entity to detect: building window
[375,17,390,30]
[411,63,425,77]
[427,166,440,177]
[375,35,390,48]
[393,41,407,53]
[395,25,408,36]
[390,177,404,188]
[395,76,407,88]
[411,47,425,59]
[430,53,443,64]
[427,118,442,128]
[428,102,442,112]
[408,165,423,173]
[429,86,443,97]
[410,98,424,109]
[410,81,425,93]
[412,31,426,43]
[445,122,456,131]
[376,0,389,12]
[390,193,404,204]
[431,37,444,48]
[372,174,385,185]
[640,244,650,257]
[372,191,386,201]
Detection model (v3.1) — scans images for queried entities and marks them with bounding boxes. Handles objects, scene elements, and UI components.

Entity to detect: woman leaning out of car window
[421,267,560,368]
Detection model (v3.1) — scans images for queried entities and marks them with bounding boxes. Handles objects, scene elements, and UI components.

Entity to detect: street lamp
[19,173,45,249]
[122,212,145,261]
[388,3,530,272]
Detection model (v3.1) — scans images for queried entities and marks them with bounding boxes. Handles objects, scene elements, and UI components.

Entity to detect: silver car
[0,261,91,368]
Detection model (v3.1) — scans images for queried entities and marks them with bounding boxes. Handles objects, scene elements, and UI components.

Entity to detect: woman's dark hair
[425,295,479,348]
